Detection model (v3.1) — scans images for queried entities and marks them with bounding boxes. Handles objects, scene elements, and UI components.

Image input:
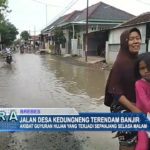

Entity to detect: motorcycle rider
[5,47,12,64]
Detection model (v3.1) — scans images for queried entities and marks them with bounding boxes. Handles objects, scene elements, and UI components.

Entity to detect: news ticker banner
[0,108,150,132]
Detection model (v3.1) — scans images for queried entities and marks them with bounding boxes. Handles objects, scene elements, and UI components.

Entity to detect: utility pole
[0,34,2,51]
[45,4,48,26]
[32,0,62,27]
[34,26,36,50]
[85,0,88,62]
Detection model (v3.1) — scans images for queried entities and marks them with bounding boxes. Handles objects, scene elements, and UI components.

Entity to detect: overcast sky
[7,0,150,35]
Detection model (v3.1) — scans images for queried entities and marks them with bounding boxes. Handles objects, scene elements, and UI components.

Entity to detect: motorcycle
[20,48,24,54]
[6,54,12,64]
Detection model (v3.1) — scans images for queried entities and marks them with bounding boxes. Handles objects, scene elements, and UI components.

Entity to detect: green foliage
[0,0,8,7]
[0,20,18,46]
[53,27,66,44]
[0,0,9,22]
[0,0,18,46]
[20,31,30,41]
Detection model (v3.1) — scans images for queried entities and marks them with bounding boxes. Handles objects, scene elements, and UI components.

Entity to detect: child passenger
[135,52,150,150]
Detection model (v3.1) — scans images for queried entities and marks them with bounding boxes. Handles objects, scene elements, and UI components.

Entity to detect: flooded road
[0,53,118,150]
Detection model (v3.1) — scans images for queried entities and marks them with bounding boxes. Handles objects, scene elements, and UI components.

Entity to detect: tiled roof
[118,12,150,27]
[75,2,135,21]
[66,11,82,22]
[42,11,81,32]
[75,2,100,21]
[42,1,135,33]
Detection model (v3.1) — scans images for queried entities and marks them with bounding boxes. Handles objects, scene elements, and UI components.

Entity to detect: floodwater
[0,53,118,150]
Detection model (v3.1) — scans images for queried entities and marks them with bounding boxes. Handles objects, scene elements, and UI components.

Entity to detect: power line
[45,0,79,28]
[31,0,63,7]
[31,0,63,26]
[31,0,79,32]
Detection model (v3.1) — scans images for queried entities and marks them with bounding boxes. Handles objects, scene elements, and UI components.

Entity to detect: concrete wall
[63,29,69,54]
[60,45,66,55]
[71,39,78,55]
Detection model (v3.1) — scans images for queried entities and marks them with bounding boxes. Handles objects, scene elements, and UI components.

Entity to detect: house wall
[78,32,83,56]
[60,44,65,55]
[78,28,103,57]
[62,25,117,57]
[106,24,147,64]
[71,39,78,55]
[70,27,97,57]
[78,31,85,57]
[61,28,88,56]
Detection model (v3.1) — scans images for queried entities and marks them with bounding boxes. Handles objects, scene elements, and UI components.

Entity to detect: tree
[54,27,66,45]
[53,27,66,55]
[0,20,18,46]
[20,31,30,41]
[0,0,9,23]
[0,0,17,47]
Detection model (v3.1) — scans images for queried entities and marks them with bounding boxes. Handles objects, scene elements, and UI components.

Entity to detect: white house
[106,12,150,64]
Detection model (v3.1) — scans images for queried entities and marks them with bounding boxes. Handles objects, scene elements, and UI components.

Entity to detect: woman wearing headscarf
[104,28,142,150]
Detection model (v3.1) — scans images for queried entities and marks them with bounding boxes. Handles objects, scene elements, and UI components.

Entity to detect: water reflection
[41,55,109,98]
[0,53,109,112]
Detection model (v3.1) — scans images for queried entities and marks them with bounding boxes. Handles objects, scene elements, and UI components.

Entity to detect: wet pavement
[0,53,118,150]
